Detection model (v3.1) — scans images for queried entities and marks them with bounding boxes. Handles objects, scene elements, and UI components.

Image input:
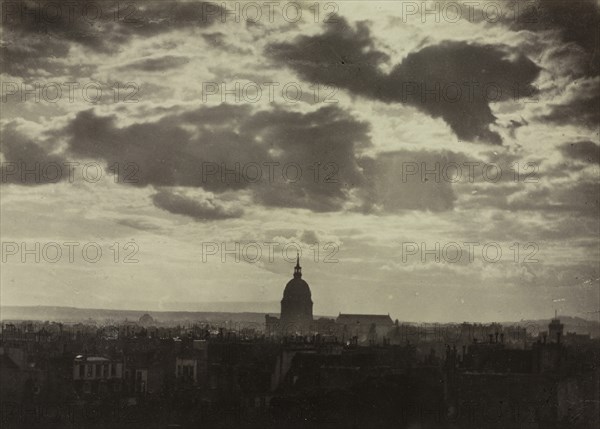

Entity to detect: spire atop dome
[294,252,302,278]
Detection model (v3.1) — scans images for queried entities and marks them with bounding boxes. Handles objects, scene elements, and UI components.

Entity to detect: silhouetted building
[336,313,394,344]
[266,255,313,335]
[549,311,564,344]
[139,313,155,327]
[73,355,123,396]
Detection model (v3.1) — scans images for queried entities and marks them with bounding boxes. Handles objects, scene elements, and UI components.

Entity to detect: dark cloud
[201,31,253,55]
[63,109,196,188]
[266,18,540,145]
[2,1,223,49]
[0,37,69,77]
[151,189,243,220]
[299,230,320,244]
[540,90,600,130]
[202,32,227,47]
[509,0,600,131]
[1,0,222,77]
[237,106,370,212]
[120,55,190,72]
[0,122,67,185]
[266,19,389,97]
[116,218,162,231]
[512,0,600,77]
[56,104,369,212]
[21,103,481,215]
[386,42,540,145]
[507,117,529,138]
[559,141,600,165]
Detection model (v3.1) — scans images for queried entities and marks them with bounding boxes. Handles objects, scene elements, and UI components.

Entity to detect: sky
[0,0,599,322]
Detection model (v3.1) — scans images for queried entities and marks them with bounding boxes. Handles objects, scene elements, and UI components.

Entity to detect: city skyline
[1,255,598,325]
[2,2,598,427]
[1,0,599,323]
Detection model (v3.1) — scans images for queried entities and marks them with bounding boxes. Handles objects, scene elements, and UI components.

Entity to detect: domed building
[138,313,155,327]
[280,255,313,334]
[265,255,314,335]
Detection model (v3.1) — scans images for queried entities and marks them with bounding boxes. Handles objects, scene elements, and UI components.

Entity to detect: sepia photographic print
[1,0,599,428]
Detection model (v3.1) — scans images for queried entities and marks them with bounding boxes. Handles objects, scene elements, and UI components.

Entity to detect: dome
[279,254,314,333]
[139,313,155,326]
[283,277,312,300]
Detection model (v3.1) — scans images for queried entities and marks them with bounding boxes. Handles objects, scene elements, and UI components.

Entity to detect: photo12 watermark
[399,81,539,104]
[395,1,540,25]
[1,1,139,25]
[1,81,140,104]
[1,241,140,263]
[400,161,539,183]
[400,241,540,264]
[201,241,340,263]
[199,1,340,24]
[197,161,339,185]
[0,161,140,184]
[202,82,338,104]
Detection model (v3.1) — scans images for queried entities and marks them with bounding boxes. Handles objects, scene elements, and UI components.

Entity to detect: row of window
[77,363,118,378]
[176,364,195,378]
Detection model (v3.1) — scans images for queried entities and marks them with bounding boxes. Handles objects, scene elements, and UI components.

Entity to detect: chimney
[495,332,499,343]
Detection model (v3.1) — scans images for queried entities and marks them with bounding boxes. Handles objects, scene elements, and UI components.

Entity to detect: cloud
[116,218,163,231]
[299,230,320,244]
[385,41,540,145]
[10,104,488,216]
[151,188,243,221]
[539,82,600,129]
[266,18,541,145]
[507,117,529,138]
[0,122,67,185]
[559,141,600,165]
[55,104,370,212]
[464,181,600,218]
[119,55,190,72]
[0,0,222,77]
[0,38,71,78]
[511,0,600,77]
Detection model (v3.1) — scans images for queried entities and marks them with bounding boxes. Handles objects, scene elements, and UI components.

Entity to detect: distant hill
[1,306,598,337]
[508,316,600,338]
[0,305,276,326]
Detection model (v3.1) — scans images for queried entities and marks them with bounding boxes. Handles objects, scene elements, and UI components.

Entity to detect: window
[86,365,92,377]
[79,364,84,378]
[111,364,116,376]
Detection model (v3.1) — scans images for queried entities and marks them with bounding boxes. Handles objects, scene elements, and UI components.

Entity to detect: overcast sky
[1,0,598,322]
